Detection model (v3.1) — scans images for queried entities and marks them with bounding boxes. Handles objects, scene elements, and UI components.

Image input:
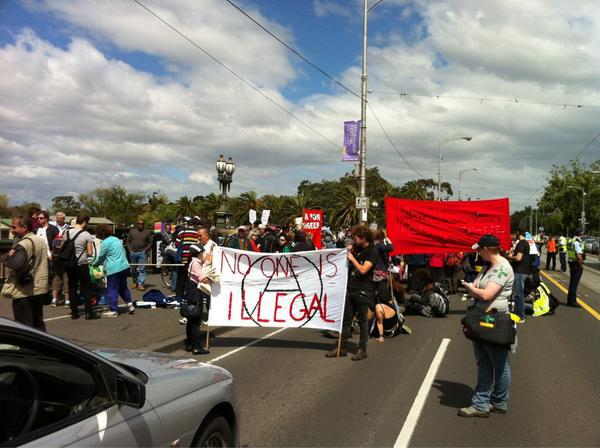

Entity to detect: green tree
[78,185,144,224]
[174,196,198,219]
[50,196,81,216]
[231,191,263,225]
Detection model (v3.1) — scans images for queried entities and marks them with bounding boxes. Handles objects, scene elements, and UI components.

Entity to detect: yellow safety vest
[567,237,582,261]
[558,236,567,253]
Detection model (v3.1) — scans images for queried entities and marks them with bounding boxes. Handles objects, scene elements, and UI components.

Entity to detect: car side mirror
[115,375,146,408]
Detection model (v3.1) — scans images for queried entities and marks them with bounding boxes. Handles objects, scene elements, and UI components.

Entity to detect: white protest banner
[208,247,347,332]
[261,210,270,225]
[249,209,257,224]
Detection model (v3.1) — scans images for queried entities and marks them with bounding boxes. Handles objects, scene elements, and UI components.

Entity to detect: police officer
[558,234,568,272]
[566,229,584,308]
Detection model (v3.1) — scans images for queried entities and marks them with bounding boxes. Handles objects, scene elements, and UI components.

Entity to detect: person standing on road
[566,229,584,308]
[92,224,135,317]
[174,218,200,299]
[2,216,49,331]
[184,244,211,355]
[127,219,153,292]
[65,215,96,320]
[227,226,251,250]
[458,234,514,418]
[326,225,379,361]
[507,229,529,321]
[558,234,568,272]
[545,235,557,271]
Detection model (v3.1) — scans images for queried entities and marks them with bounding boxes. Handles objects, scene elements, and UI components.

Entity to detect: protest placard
[208,247,347,332]
[302,208,323,249]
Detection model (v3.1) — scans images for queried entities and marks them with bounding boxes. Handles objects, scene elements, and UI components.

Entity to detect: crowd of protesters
[1,206,588,421]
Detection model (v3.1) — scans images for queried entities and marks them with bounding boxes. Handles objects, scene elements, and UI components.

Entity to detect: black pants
[12,295,46,331]
[67,264,93,316]
[444,266,458,293]
[545,252,556,270]
[559,252,567,271]
[341,291,371,350]
[567,261,583,305]
[176,265,188,298]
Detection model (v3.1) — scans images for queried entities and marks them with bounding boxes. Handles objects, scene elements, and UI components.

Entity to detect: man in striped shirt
[174,218,200,298]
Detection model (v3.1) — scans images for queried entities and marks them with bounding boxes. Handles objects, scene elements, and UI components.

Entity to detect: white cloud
[1,0,600,215]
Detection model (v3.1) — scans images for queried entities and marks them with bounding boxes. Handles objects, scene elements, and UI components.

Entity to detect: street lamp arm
[367,0,385,12]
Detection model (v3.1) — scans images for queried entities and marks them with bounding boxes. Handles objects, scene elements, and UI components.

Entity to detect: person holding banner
[326,225,378,361]
[184,244,210,355]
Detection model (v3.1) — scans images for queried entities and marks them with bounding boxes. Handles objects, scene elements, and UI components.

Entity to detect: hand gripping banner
[385,197,511,254]
[208,247,348,332]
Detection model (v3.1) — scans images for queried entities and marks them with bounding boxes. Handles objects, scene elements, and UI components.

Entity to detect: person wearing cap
[458,234,514,418]
[566,229,584,308]
[184,244,210,355]
[507,229,530,320]
[227,226,251,251]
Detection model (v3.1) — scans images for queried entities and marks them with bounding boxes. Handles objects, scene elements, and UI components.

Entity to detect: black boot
[351,347,367,361]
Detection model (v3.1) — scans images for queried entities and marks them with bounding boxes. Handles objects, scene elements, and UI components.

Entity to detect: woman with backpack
[92,224,135,318]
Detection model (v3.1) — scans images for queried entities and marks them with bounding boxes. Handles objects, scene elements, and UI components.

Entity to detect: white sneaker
[179,317,187,325]
[127,303,135,314]
[64,300,70,308]
[51,299,57,307]
[102,311,118,318]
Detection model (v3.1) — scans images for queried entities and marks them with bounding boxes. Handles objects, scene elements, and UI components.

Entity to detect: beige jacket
[2,232,49,299]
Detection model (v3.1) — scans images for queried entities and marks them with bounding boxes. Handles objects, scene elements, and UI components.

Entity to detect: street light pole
[568,186,586,234]
[357,0,385,224]
[458,168,477,201]
[438,137,472,200]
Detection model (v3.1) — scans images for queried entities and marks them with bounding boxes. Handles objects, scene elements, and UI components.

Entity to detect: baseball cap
[237,225,246,231]
[471,234,500,250]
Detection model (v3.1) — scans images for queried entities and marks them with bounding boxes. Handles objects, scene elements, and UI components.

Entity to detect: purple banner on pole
[342,120,361,162]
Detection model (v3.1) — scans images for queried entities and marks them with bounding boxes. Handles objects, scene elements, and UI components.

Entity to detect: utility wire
[372,91,600,110]
[575,131,600,159]
[132,0,341,150]
[367,103,425,177]
[225,0,425,177]
[224,0,360,99]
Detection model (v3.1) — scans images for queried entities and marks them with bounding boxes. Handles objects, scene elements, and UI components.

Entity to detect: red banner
[385,198,511,254]
[302,209,323,249]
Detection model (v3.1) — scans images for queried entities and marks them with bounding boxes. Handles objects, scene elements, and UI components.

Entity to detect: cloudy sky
[2,0,599,212]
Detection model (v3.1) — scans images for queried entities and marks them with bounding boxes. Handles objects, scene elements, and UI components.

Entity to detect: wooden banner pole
[205,328,211,350]
[336,331,343,357]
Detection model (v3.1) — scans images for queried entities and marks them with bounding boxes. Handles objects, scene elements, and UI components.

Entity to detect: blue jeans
[106,269,133,312]
[129,251,147,285]
[472,341,511,411]
[513,272,526,319]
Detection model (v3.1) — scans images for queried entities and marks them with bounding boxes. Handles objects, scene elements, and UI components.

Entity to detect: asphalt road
[1,268,599,446]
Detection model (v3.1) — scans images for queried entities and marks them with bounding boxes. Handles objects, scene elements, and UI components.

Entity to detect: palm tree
[232,191,263,225]
[280,193,316,225]
[199,193,224,224]
[330,184,361,229]
[175,196,197,219]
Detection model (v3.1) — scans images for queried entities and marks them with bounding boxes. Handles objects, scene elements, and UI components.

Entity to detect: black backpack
[54,230,84,270]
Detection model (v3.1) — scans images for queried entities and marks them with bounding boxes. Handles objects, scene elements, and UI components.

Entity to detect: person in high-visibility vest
[545,235,557,271]
[566,229,584,308]
[557,234,568,272]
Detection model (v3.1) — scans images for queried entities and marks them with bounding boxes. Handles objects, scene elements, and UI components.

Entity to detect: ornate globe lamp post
[215,155,235,228]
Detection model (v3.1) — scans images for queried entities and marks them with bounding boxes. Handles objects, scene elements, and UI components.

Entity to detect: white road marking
[207,327,287,364]
[44,315,70,322]
[394,338,451,448]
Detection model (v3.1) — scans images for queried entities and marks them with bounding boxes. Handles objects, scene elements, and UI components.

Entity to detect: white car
[0,318,238,447]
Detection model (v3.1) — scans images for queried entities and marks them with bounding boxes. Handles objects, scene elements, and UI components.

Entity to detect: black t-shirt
[348,243,379,292]
[512,239,531,274]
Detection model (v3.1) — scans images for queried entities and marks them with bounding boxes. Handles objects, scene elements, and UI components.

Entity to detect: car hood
[96,349,232,404]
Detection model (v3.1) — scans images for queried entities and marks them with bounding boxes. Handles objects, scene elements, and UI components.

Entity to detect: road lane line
[541,271,600,321]
[394,338,451,448]
[44,315,70,322]
[207,327,287,364]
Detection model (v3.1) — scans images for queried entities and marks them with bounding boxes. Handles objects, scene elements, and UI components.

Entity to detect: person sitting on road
[368,280,411,341]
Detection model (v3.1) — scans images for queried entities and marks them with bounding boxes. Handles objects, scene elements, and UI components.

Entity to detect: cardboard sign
[249,209,257,224]
[208,247,347,331]
[261,210,270,226]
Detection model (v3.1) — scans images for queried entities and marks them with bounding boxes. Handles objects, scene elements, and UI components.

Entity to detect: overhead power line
[224,0,360,99]
[132,0,340,150]
[367,103,425,178]
[371,91,600,110]
[575,131,600,159]
[225,0,425,177]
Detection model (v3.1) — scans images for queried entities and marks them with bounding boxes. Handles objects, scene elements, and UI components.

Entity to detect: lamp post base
[215,210,232,229]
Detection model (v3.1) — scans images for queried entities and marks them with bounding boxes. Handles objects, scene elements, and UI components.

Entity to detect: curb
[139,326,236,354]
